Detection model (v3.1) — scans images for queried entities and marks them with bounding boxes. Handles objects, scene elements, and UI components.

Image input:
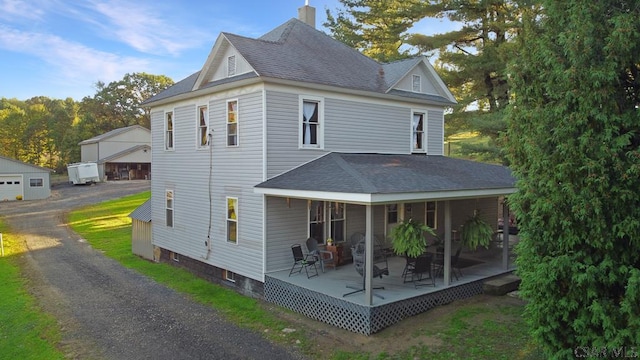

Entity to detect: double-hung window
[166,190,174,228]
[412,74,422,92]
[330,202,345,243]
[165,111,174,150]
[412,112,425,152]
[300,96,323,148]
[227,100,238,146]
[227,197,238,243]
[426,201,437,229]
[198,105,208,148]
[309,200,325,244]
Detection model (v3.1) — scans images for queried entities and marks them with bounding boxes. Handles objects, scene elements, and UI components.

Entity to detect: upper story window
[165,111,174,150]
[300,96,323,148]
[227,55,236,77]
[227,100,238,146]
[412,112,425,152]
[412,75,421,92]
[227,197,238,243]
[198,105,208,148]
[166,190,174,228]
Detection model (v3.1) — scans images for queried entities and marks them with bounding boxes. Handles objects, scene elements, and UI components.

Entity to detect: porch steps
[483,274,521,296]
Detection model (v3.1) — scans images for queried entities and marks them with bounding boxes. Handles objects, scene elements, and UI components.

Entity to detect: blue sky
[0,0,458,101]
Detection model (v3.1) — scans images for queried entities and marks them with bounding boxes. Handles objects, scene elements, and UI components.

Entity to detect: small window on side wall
[30,178,43,187]
[198,106,208,148]
[227,197,238,243]
[412,74,421,92]
[227,100,238,146]
[165,111,174,150]
[166,190,174,228]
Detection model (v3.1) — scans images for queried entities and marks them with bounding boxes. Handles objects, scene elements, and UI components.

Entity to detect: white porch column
[364,204,374,305]
[502,200,510,270]
[444,200,452,286]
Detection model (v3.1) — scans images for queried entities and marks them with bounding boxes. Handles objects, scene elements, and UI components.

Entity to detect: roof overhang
[254,187,517,205]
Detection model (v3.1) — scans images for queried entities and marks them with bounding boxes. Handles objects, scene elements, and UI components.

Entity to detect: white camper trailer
[67,162,100,185]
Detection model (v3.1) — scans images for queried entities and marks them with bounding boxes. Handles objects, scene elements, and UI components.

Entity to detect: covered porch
[255,153,517,334]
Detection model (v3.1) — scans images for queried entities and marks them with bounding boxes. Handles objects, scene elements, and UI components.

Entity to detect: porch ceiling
[255,153,516,204]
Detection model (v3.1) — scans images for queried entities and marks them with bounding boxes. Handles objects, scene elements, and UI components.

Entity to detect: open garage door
[0,175,23,201]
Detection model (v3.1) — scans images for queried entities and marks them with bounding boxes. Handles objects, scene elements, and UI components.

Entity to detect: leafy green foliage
[506,0,640,357]
[391,218,435,258]
[461,211,493,250]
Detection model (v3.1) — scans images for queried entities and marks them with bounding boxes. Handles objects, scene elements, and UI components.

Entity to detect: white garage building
[0,155,53,201]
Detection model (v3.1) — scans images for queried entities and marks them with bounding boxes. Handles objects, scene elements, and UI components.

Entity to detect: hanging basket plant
[391,218,436,258]
[461,211,493,250]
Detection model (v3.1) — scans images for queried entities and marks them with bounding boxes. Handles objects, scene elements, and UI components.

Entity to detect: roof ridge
[330,153,378,193]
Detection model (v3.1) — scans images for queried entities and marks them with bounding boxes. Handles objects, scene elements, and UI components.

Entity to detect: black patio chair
[343,239,389,299]
[405,253,435,288]
[305,237,335,272]
[288,244,318,279]
[434,247,462,281]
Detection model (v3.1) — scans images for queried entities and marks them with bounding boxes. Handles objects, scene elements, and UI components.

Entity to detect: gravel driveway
[0,181,305,360]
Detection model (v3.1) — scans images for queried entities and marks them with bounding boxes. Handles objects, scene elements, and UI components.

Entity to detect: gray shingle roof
[97,145,150,164]
[78,125,149,145]
[144,19,456,106]
[255,153,515,195]
[129,199,151,222]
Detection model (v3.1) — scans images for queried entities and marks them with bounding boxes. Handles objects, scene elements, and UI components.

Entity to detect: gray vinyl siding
[264,197,308,272]
[427,109,444,155]
[265,90,327,178]
[150,91,265,282]
[0,158,51,200]
[81,143,98,162]
[265,90,413,178]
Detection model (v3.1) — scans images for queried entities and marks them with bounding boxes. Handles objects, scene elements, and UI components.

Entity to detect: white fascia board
[255,187,517,205]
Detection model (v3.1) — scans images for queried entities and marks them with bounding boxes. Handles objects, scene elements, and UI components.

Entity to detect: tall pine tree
[506,1,640,357]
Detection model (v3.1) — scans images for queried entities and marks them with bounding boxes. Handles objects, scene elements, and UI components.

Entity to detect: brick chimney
[298,0,316,28]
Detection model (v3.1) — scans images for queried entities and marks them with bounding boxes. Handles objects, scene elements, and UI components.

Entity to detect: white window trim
[412,74,422,93]
[197,105,209,149]
[425,201,438,230]
[165,111,174,151]
[29,178,44,187]
[225,270,236,282]
[226,196,238,244]
[411,109,427,153]
[226,99,239,147]
[329,202,346,243]
[166,189,174,228]
[298,95,324,149]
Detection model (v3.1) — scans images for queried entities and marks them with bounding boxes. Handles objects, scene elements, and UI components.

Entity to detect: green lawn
[2,191,542,359]
[0,222,65,360]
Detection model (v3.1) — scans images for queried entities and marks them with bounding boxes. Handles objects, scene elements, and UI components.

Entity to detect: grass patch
[0,222,65,360]
[66,191,310,352]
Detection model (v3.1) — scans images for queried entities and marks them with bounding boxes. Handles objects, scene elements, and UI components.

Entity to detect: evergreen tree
[410,0,538,163]
[324,0,424,62]
[506,1,640,357]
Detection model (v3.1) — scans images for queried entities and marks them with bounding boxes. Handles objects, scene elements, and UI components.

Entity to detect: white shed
[0,156,53,201]
[79,125,151,181]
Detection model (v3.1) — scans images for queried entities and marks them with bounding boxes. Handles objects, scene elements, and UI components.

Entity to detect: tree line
[0,73,173,172]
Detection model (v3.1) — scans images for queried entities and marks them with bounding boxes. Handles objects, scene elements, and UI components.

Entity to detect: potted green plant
[461,211,493,250]
[391,218,436,258]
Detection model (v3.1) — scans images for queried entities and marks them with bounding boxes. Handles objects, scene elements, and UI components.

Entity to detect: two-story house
[143,4,517,334]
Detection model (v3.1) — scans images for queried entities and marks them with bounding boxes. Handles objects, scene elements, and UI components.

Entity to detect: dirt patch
[265,294,526,358]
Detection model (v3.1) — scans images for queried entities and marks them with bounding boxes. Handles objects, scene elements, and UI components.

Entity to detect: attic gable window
[197,105,208,148]
[299,96,323,148]
[412,75,421,92]
[165,111,174,150]
[227,55,236,77]
[412,112,425,152]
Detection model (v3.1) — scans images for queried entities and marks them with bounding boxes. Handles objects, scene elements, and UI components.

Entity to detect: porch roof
[254,153,516,204]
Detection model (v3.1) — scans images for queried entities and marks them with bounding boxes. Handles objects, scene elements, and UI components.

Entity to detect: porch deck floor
[267,249,516,307]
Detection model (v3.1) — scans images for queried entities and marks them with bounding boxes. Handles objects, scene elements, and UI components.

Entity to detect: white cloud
[0,0,46,21]
[79,0,209,56]
[0,25,150,90]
